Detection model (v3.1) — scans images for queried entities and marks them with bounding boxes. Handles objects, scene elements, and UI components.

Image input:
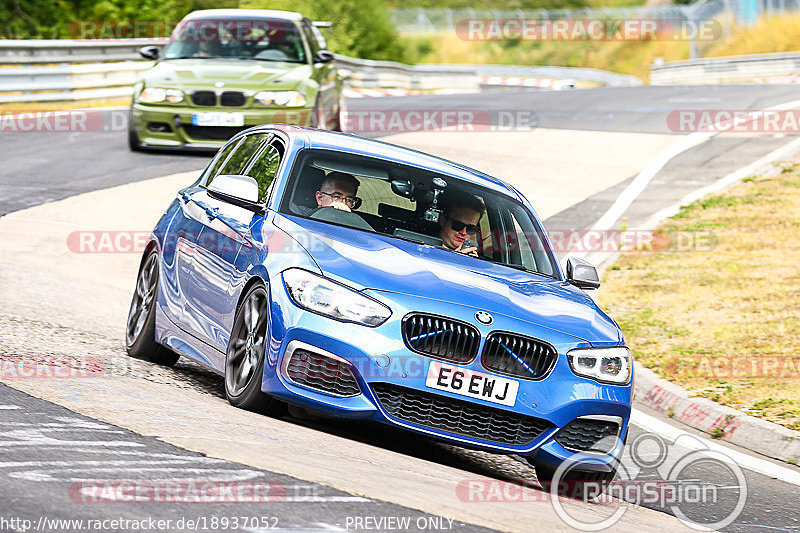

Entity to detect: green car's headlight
[282,268,391,327]
[138,87,184,104]
[254,90,306,107]
[567,347,631,384]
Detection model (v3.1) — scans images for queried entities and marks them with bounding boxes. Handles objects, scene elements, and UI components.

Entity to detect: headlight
[138,87,184,104]
[254,90,306,107]
[282,268,391,327]
[567,347,631,384]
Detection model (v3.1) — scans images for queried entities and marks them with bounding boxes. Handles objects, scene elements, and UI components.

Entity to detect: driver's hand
[330,201,351,212]
[460,246,478,257]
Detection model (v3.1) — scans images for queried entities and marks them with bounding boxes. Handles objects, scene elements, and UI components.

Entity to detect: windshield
[279,150,558,278]
[163,18,307,63]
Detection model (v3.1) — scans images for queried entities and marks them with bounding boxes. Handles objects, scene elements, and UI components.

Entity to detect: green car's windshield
[163,18,307,63]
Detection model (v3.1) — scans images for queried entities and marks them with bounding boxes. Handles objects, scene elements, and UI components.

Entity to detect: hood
[275,215,623,344]
[145,59,312,91]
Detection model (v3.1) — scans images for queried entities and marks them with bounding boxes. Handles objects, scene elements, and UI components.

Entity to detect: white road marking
[582,98,800,252]
[0,405,21,409]
[0,440,144,448]
[0,458,231,468]
[641,134,800,228]
[630,409,800,487]
[10,466,265,483]
[280,496,372,503]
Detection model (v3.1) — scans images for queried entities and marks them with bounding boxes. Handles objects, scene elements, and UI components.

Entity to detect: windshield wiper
[495,261,530,271]
[477,257,532,272]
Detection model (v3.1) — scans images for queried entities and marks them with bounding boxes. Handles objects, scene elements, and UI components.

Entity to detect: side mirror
[139,46,160,60]
[314,50,335,64]
[566,257,600,290]
[207,174,263,213]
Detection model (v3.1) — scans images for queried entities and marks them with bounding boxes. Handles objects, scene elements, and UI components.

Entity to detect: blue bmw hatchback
[126,124,632,485]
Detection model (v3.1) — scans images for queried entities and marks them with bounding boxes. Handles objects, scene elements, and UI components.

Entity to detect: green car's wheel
[127,106,143,152]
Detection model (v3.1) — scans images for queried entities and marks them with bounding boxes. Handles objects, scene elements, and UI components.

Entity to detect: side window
[217,134,269,176]
[478,207,495,257]
[246,140,284,203]
[301,21,321,56]
[507,205,555,277]
[204,138,242,185]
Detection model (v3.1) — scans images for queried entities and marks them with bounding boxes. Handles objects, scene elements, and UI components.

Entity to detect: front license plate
[191,112,245,127]
[426,361,518,407]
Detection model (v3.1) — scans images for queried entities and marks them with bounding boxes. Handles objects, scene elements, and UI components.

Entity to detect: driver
[315,172,360,212]
[438,191,484,256]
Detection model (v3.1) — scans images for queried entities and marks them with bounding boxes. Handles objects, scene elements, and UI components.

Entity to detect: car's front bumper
[262,280,632,471]
[131,103,315,148]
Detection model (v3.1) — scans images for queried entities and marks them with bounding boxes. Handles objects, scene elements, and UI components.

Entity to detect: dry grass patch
[598,163,800,430]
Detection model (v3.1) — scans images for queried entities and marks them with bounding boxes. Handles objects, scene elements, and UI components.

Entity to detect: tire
[128,107,143,152]
[309,96,341,131]
[125,251,180,366]
[529,459,616,500]
[224,283,285,416]
[329,96,343,132]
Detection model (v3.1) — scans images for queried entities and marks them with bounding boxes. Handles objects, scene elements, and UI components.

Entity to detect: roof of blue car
[183,9,304,21]
[271,125,516,195]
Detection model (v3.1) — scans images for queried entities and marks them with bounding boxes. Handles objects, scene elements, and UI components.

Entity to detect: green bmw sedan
[129,9,343,151]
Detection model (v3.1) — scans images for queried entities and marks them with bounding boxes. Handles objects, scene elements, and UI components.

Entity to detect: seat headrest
[292,166,326,212]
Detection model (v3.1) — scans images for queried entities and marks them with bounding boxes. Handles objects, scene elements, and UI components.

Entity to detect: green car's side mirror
[139,46,160,60]
[314,50,335,64]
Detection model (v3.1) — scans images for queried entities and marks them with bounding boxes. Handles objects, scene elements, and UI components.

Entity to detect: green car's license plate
[191,112,245,127]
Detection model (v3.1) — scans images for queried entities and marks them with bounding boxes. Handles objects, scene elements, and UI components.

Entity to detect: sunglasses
[449,218,480,235]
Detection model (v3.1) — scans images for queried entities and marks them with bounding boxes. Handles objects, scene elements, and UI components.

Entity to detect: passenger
[315,171,361,212]
[438,191,484,256]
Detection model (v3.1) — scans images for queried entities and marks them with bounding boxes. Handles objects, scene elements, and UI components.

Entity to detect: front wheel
[128,107,143,152]
[224,284,285,416]
[125,251,179,366]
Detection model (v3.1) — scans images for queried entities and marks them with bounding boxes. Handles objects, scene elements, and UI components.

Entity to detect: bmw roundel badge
[475,311,493,325]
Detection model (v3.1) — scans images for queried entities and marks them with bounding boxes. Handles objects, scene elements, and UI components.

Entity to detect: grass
[597,164,800,432]
[406,12,800,81]
[705,14,800,57]
[406,32,690,80]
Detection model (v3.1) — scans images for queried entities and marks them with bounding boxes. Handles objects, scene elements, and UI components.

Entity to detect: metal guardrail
[650,50,800,85]
[0,38,168,64]
[0,38,641,104]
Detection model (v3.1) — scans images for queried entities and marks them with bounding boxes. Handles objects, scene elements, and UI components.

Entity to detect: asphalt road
[0,383,489,533]
[4,84,800,215]
[2,86,800,531]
